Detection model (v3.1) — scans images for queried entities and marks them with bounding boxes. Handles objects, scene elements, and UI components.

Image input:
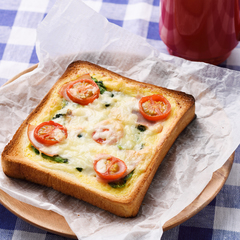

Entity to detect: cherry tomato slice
[34,121,67,146]
[139,94,171,121]
[93,155,127,181]
[59,74,93,100]
[66,79,100,105]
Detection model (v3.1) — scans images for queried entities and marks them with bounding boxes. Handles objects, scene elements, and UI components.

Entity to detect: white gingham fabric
[0,0,240,239]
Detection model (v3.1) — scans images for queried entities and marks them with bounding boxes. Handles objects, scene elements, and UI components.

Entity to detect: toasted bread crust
[1,61,195,217]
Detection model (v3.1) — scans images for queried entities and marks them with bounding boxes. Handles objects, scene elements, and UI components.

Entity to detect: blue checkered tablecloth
[0,0,240,239]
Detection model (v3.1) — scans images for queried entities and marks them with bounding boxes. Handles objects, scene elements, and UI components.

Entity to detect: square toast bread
[1,61,195,217]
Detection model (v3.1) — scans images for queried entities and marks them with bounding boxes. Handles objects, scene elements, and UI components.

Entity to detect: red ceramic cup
[159,0,240,65]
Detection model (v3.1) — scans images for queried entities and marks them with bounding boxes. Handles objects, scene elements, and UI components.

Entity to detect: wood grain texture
[163,153,234,230]
[2,64,38,86]
[0,65,234,238]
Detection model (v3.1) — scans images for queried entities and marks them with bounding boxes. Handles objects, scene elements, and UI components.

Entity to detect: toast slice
[1,61,195,217]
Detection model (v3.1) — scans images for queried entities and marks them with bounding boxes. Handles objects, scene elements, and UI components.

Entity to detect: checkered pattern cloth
[0,0,240,239]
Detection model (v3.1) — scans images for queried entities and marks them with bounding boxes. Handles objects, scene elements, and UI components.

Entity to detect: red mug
[159,0,240,65]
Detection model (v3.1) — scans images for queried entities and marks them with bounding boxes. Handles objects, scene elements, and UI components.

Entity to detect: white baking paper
[1,0,240,239]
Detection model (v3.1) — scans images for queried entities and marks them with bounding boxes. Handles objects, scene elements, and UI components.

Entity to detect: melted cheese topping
[37,90,159,176]
[25,74,175,195]
[96,159,107,173]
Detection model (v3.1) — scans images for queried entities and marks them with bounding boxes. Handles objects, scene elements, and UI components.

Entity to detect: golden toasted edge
[1,61,195,217]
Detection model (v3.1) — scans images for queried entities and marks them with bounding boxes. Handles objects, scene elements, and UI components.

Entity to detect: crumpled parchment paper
[0,0,240,239]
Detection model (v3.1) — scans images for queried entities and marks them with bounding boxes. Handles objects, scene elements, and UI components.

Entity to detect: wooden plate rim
[0,64,234,238]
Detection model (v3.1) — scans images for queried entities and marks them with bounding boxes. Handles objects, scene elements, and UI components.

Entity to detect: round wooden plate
[0,65,235,238]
